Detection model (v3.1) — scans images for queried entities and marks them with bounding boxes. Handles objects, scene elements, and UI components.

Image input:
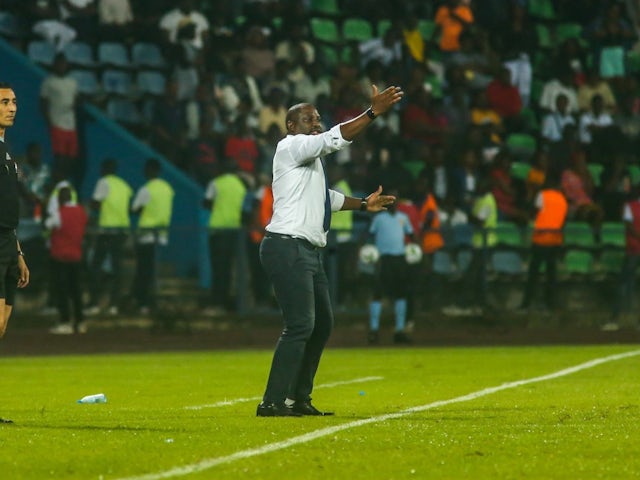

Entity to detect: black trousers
[208,230,240,309]
[89,233,126,307]
[259,234,333,404]
[522,245,561,308]
[131,243,156,308]
[52,259,83,328]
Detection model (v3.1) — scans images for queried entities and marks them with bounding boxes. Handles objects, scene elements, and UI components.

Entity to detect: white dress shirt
[266,124,352,247]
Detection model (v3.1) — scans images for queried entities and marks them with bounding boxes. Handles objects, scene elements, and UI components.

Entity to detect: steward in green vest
[86,158,132,314]
[129,158,174,312]
[202,161,247,312]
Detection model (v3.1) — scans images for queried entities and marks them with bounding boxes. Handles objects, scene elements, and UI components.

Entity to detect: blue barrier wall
[0,37,210,284]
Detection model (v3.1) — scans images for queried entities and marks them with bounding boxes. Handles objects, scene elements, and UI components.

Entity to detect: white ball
[404,243,423,264]
[359,244,380,265]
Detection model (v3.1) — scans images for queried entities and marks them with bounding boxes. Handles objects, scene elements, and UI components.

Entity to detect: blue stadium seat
[0,12,26,38]
[98,42,131,69]
[136,71,166,96]
[63,41,96,68]
[101,70,132,96]
[27,40,56,67]
[131,42,167,70]
[433,251,455,275]
[106,98,142,125]
[69,69,99,96]
[491,251,525,275]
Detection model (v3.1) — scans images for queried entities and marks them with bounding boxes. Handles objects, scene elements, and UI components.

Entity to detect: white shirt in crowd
[266,124,351,247]
[98,0,133,25]
[579,111,614,144]
[539,80,579,114]
[159,8,209,50]
[541,111,576,142]
[40,75,78,130]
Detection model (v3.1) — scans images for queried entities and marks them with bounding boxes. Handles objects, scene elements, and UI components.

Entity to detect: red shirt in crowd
[486,80,522,119]
[50,204,88,262]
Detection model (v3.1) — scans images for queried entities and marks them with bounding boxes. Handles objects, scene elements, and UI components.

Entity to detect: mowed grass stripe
[114,349,640,480]
[184,376,384,410]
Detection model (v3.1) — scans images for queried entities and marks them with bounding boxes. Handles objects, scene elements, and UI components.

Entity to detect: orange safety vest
[250,186,273,243]
[533,189,568,246]
[419,193,444,253]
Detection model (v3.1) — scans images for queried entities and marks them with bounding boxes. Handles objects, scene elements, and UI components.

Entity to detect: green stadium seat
[535,24,553,49]
[310,17,340,43]
[520,106,540,132]
[418,20,436,39]
[564,222,595,248]
[601,222,625,248]
[628,165,640,185]
[587,163,604,187]
[319,45,339,68]
[555,23,583,44]
[510,161,532,181]
[343,18,373,42]
[528,0,556,20]
[401,161,425,179]
[377,19,391,36]
[599,250,625,274]
[310,0,340,16]
[562,250,594,275]
[506,133,537,161]
[495,221,524,247]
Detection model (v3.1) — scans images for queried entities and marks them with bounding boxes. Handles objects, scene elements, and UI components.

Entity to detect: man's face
[288,105,323,135]
[0,88,17,131]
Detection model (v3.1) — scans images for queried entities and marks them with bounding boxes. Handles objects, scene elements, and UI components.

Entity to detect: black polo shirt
[0,139,19,230]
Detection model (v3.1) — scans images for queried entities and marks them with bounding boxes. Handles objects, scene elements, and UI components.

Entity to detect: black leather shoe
[291,400,334,416]
[256,402,303,417]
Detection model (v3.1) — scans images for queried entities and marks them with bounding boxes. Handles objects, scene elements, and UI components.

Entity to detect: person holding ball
[256,85,403,417]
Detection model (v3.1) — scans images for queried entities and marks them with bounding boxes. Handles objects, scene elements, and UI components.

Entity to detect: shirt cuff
[329,124,352,148]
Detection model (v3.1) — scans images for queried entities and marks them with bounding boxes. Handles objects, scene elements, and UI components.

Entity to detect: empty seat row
[27,40,167,70]
[310,16,434,43]
[68,69,166,97]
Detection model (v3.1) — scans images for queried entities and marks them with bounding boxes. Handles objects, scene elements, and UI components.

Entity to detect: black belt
[265,232,319,250]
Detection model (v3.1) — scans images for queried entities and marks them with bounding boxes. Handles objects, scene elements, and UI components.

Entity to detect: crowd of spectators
[4,0,640,317]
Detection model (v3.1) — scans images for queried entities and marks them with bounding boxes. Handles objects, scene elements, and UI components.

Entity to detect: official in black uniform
[0,82,30,424]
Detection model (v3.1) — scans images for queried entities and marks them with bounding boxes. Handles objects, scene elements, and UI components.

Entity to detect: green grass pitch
[1,345,639,479]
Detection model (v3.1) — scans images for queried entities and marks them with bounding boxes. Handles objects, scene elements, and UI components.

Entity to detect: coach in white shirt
[256,85,403,417]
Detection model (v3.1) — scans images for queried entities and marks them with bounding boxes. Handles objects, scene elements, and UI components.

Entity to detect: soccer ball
[404,243,423,264]
[359,244,380,265]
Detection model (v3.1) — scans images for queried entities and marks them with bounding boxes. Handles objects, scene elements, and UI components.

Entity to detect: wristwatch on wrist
[359,197,368,212]
[365,107,376,120]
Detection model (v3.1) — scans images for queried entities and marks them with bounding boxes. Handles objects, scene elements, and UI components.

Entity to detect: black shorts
[0,230,19,306]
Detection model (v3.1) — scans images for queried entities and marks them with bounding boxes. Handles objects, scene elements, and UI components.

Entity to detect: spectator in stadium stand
[540,66,580,114]
[613,90,640,154]
[446,30,494,90]
[526,148,551,203]
[358,26,404,69]
[518,169,568,313]
[258,87,288,137]
[45,187,88,335]
[541,93,576,144]
[274,23,315,83]
[129,158,174,315]
[58,0,98,43]
[585,2,635,81]
[85,158,132,317]
[18,142,51,221]
[432,0,474,57]
[552,38,589,87]
[578,94,615,154]
[241,26,276,81]
[577,68,617,113]
[224,116,260,174]
[293,61,331,104]
[451,148,480,215]
[159,0,210,64]
[202,159,247,315]
[599,154,632,222]
[29,0,78,51]
[150,79,188,169]
[561,150,604,231]
[401,85,450,147]
[367,191,415,345]
[423,144,451,203]
[39,54,79,182]
[486,67,523,131]
[607,183,640,331]
[470,89,504,141]
[217,56,264,122]
[489,149,529,225]
[97,0,133,41]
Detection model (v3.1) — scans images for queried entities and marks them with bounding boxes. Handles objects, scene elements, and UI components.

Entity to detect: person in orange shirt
[433,0,474,53]
[518,169,568,311]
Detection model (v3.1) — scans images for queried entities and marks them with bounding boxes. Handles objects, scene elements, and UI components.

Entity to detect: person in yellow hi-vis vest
[130,158,174,314]
[203,160,247,314]
[86,158,132,316]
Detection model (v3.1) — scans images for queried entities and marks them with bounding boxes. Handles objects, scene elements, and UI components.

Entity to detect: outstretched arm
[341,185,396,212]
[339,85,404,141]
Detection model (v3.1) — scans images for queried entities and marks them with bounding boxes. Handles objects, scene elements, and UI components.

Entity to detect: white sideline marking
[184,376,384,410]
[115,350,640,480]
